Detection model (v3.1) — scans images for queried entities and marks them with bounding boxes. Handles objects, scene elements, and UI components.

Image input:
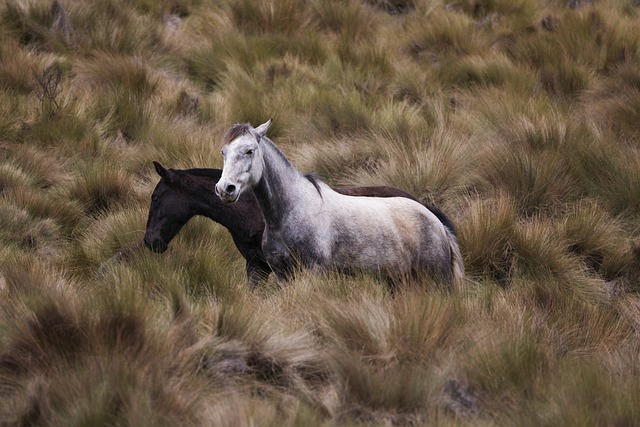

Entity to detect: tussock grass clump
[71,207,146,271]
[525,358,640,426]
[585,63,640,143]
[296,84,373,138]
[405,10,483,62]
[292,133,389,187]
[70,0,162,55]
[165,241,244,300]
[371,100,435,144]
[312,293,449,421]
[481,149,577,215]
[7,145,69,189]
[0,38,40,94]
[0,163,32,191]
[561,201,634,280]
[89,87,153,142]
[2,186,83,236]
[317,294,393,358]
[0,94,22,142]
[181,37,238,91]
[372,130,474,204]
[390,61,440,106]
[550,298,632,357]
[487,108,587,153]
[0,1,56,51]
[389,290,466,363]
[74,52,159,99]
[364,0,417,15]
[138,117,223,170]
[215,63,285,128]
[0,290,207,426]
[501,7,640,97]
[2,0,640,424]
[334,43,394,98]
[455,0,538,21]
[458,195,518,284]
[473,105,607,214]
[21,107,90,152]
[459,195,610,300]
[511,220,578,279]
[460,331,549,414]
[0,254,74,304]
[310,0,377,39]
[437,53,535,92]
[0,202,63,256]
[67,163,140,216]
[333,355,438,422]
[228,0,311,35]
[568,138,640,216]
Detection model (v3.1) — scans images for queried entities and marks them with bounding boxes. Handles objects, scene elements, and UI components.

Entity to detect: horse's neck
[186,176,261,236]
[253,138,314,228]
[182,175,234,224]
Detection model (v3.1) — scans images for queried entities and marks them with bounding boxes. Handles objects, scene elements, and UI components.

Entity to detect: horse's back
[320,191,450,271]
[327,190,445,234]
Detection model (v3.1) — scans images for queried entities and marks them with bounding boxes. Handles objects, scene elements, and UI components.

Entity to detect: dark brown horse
[144,161,457,288]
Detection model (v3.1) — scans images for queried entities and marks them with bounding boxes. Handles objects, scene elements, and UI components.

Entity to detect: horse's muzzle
[215,182,239,204]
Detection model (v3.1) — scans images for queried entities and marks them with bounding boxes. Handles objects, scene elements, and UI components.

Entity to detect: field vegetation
[1,0,640,425]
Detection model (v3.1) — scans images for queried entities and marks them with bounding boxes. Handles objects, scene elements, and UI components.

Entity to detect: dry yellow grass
[1,0,640,425]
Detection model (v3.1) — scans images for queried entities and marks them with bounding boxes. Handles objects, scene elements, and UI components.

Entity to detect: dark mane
[167,168,222,196]
[304,173,323,197]
[176,168,222,179]
[221,123,252,146]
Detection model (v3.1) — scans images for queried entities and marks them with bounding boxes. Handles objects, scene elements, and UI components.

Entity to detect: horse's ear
[153,161,172,184]
[254,119,272,139]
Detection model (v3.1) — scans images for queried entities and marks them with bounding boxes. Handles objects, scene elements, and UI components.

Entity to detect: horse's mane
[177,168,222,179]
[163,168,222,196]
[257,135,324,197]
[221,123,254,146]
[303,173,323,197]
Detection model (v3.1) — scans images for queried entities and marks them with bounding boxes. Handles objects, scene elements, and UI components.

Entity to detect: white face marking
[215,134,262,204]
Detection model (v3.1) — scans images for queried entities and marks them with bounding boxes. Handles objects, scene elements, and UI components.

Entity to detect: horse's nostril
[225,184,236,194]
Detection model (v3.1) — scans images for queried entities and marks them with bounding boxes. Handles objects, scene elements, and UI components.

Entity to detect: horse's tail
[445,227,465,290]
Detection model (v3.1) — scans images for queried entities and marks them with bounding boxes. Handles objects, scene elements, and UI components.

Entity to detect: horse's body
[215,120,464,289]
[144,161,458,288]
[144,163,271,285]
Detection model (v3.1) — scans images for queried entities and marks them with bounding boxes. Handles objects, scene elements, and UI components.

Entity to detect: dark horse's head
[143,161,221,253]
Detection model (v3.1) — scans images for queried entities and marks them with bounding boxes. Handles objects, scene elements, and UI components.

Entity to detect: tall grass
[1,0,640,425]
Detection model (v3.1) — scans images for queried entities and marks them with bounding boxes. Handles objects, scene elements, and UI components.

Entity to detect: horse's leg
[264,254,297,288]
[273,259,296,285]
[385,277,398,295]
[246,260,271,290]
[384,269,417,295]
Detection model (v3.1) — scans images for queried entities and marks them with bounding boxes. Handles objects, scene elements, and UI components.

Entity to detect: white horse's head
[215,119,272,204]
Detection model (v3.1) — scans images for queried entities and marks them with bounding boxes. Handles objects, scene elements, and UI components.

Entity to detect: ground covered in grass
[1,0,640,425]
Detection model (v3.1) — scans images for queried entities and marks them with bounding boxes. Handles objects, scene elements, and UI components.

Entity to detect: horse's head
[143,161,193,253]
[216,119,271,204]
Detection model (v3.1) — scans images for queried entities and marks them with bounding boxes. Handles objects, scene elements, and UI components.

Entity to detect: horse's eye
[245,149,254,156]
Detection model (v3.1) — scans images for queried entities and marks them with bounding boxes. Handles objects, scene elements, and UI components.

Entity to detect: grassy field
[1,0,640,425]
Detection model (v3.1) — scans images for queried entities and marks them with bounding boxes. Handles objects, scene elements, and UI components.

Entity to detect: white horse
[215,120,464,290]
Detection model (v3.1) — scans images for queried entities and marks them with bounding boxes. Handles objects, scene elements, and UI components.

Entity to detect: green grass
[1,0,640,425]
